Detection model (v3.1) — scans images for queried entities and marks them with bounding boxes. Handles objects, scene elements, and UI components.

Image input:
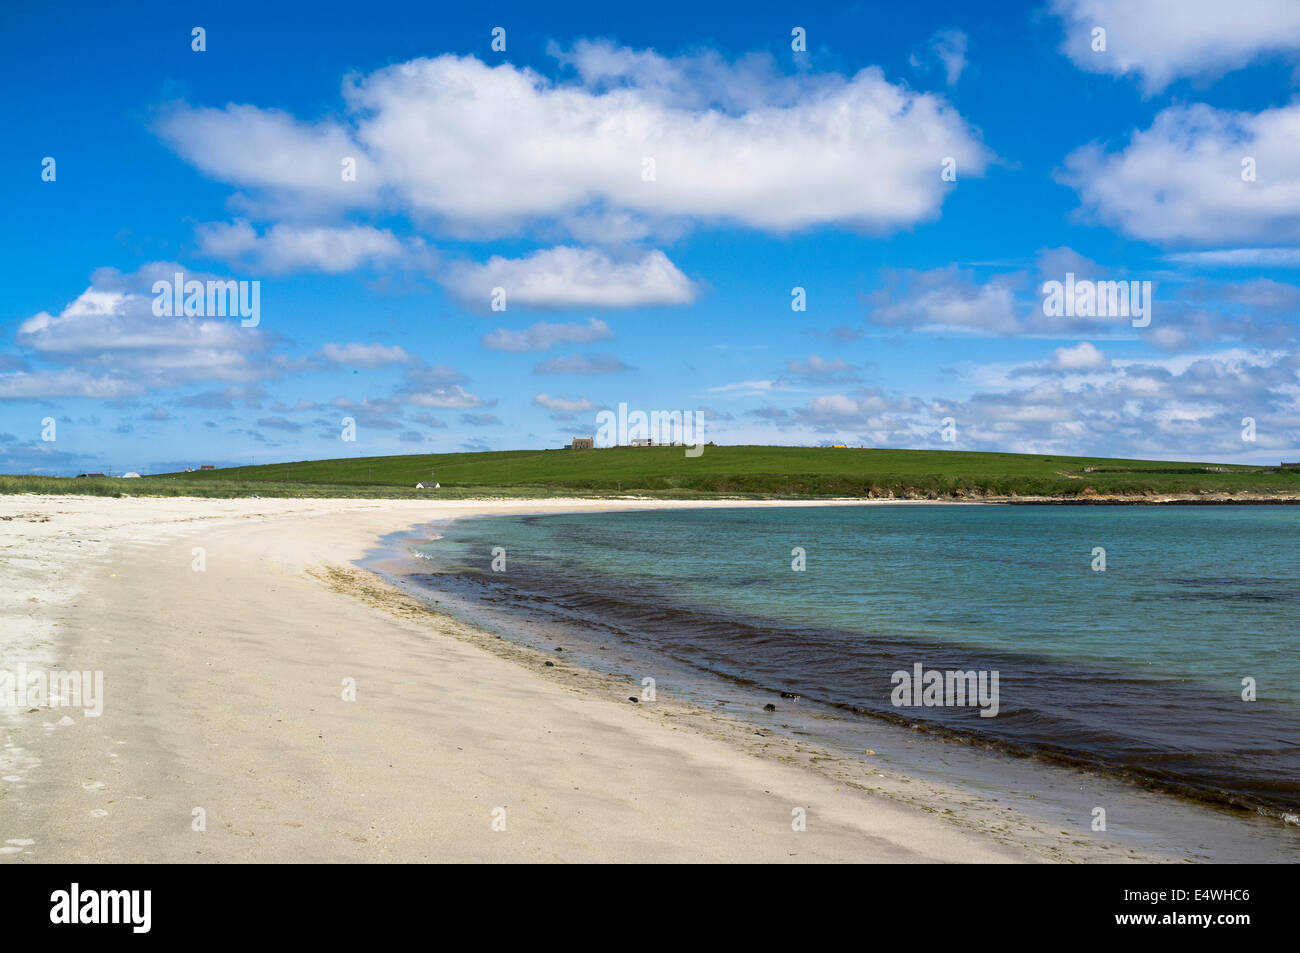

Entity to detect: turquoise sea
[403,504,1300,820]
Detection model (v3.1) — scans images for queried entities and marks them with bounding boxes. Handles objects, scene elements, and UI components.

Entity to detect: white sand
[0,495,1146,863]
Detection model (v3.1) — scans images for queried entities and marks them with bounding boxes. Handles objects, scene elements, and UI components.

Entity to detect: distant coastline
[3,479,1300,505]
[4,445,1298,502]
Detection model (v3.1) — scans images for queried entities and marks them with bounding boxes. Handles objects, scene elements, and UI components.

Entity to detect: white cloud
[400,382,490,409]
[930,349,1300,458]
[0,370,143,400]
[197,220,418,273]
[154,104,379,206]
[390,364,493,412]
[696,342,1300,461]
[1050,0,1300,93]
[2,264,276,400]
[532,393,600,413]
[330,396,404,429]
[867,267,1026,335]
[1061,102,1300,245]
[316,342,413,367]
[445,246,695,310]
[802,393,897,419]
[1050,342,1111,371]
[706,379,798,396]
[740,388,924,441]
[864,252,1300,350]
[155,45,990,238]
[482,318,612,352]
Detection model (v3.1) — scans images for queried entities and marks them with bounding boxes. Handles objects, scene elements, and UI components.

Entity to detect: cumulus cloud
[401,384,489,408]
[394,364,493,408]
[1049,341,1111,372]
[197,220,423,273]
[482,318,613,353]
[532,393,601,414]
[797,390,917,425]
[0,370,142,400]
[743,388,925,441]
[444,247,695,310]
[863,251,1300,350]
[1145,278,1300,352]
[153,104,380,208]
[735,349,1300,460]
[1050,0,1300,94]
[932,349,1300,458]
[2,264,277,400]
[330,397,404,429]
[707,378,799,397]
[315,342,414,367]
[154,45,990,238]
[866,267,1028,335]
[1061,102,1300,245]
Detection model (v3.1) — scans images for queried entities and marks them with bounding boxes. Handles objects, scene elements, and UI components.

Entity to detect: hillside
[5,445,1298,500]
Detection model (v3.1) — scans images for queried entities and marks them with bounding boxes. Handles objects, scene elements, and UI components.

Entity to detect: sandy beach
[0,494,1171,863]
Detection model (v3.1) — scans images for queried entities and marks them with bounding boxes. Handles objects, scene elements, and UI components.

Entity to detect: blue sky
[5,0,1300,473]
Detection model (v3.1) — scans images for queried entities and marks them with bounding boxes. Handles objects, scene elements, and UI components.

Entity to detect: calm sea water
[406,505,1300,818]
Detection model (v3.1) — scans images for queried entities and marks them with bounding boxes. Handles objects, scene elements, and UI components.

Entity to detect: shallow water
[380,503,1300,859]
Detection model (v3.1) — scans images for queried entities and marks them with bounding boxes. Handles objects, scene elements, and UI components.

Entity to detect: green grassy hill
[7,445,1295,499]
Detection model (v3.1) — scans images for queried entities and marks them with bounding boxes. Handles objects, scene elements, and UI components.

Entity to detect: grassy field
[4,445,1298,499]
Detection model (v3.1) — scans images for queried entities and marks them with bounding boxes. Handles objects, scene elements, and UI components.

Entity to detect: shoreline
[370,507,1300,862]
[382,511,1300,822]
[0,494,1289,862]
[6,485,1300,507]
